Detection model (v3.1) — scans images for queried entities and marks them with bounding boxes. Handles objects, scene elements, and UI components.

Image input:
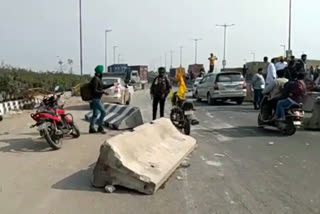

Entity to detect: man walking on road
[150,67,171,120]
[208,53,218,73]
[263,56,270,79]
[251,68,265,110]
[266,58,277,86]
[89,65,108,134]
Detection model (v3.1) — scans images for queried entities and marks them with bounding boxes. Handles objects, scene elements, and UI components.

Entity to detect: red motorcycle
[30,90,80,150]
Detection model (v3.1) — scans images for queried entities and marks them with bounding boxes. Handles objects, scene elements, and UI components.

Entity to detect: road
[0,90,320,214]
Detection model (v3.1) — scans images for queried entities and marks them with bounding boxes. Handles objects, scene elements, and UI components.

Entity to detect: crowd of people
[251,54,320,121]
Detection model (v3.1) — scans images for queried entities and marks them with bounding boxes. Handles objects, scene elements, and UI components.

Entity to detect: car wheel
[196,91,202,102]
[126,94,131,105]
[257,114,264,128]
[236,98,244,105]
[207,93,215,105]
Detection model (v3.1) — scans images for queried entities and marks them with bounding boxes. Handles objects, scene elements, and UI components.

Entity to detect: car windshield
[217,73,242,82]
[103,78,119,85]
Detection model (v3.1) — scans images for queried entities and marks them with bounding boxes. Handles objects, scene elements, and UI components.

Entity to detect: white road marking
[206,161,222,167]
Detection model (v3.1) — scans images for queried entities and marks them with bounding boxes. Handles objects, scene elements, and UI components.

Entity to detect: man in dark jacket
[89,65,108,134]
[150,67,171,120]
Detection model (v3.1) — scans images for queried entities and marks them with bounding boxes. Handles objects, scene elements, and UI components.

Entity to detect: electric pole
[216,24,235,69]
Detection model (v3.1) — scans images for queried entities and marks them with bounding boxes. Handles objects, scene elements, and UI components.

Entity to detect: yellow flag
[176,68,186,100]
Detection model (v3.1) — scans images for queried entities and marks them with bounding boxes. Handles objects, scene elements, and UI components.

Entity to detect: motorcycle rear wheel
[184,120,191,136]
[282,122,296,136]
[44,122,62,150]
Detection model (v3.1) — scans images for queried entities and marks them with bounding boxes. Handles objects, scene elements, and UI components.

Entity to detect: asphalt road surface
[0,90,320,214]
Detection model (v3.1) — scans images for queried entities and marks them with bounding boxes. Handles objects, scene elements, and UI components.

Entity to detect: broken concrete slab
[91,118,197,194]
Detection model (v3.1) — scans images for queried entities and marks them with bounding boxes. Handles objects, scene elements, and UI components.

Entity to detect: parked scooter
[170,92,199,135]
[30,87,80,150]
[257,96,304,136]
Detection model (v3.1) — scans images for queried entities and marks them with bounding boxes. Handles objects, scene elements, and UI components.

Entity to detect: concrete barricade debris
[85,103,143,130]
[91,118,197,194]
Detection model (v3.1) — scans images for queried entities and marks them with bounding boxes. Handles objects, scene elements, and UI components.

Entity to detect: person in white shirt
[266,58,277,86]
[275,56,288,71]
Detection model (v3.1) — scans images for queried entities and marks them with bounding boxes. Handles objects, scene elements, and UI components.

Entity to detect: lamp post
[216,24,235,68]
[105,30,112,71]
[288,0,292,52]
[251,52,256,62]
[113,46,118,65]
[179,46,183,67]
[281,45,286,57]
[192,38,202,64]
[79,0,83,79]
[170,50,174,68]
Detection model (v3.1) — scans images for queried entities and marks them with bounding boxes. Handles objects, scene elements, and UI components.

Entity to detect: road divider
[85,103,143,130]
[91,118,197,194]
[0,99,41,116]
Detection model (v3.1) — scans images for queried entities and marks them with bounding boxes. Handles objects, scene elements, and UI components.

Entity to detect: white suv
[195,72,246,105]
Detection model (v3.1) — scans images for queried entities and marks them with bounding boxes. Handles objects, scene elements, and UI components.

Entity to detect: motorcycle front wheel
[184,120,191,136]
[43,122,62,150]
[71,122,81,138]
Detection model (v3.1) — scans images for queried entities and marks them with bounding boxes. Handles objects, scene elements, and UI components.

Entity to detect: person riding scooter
[261,69,288,120]
[274,72,307,121]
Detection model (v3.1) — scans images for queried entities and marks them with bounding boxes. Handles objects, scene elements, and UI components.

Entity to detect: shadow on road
[51,163,143,195]
[51,163,102,192]
[198,126,283,138]
[65,104,91,111]
[0,138,52,152]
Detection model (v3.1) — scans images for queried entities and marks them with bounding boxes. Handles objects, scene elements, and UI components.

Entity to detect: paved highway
[0,90,319,214]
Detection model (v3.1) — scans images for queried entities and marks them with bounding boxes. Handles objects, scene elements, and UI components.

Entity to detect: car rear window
[217,73,242,82]
[103,79,118,85]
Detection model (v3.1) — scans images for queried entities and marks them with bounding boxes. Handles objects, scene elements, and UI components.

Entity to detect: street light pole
[105,30,112,71]
[192,38,202,64]
[118,54,121,64]
[113,46,118,65]
[216,24,235,69]
[165,53,167,70]
[251,52,256,62]
[170,50,174,69]
[281,45,286,57]
[288,0,292,52]
[79,0,83,80]
[179,46,183,67]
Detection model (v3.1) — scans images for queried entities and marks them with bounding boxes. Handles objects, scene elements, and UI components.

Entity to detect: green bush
[0,66,91,101]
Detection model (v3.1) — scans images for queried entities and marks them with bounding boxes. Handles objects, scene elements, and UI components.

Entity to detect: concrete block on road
[85,103,143,130]
[91,118,197,194]
[304,97,320,130]
[303,92,320,112]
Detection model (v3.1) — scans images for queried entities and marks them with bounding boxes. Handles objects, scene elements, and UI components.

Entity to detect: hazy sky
[1,0,319,74]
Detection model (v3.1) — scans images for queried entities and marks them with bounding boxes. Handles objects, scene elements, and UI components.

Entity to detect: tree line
[0,65,90,101]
